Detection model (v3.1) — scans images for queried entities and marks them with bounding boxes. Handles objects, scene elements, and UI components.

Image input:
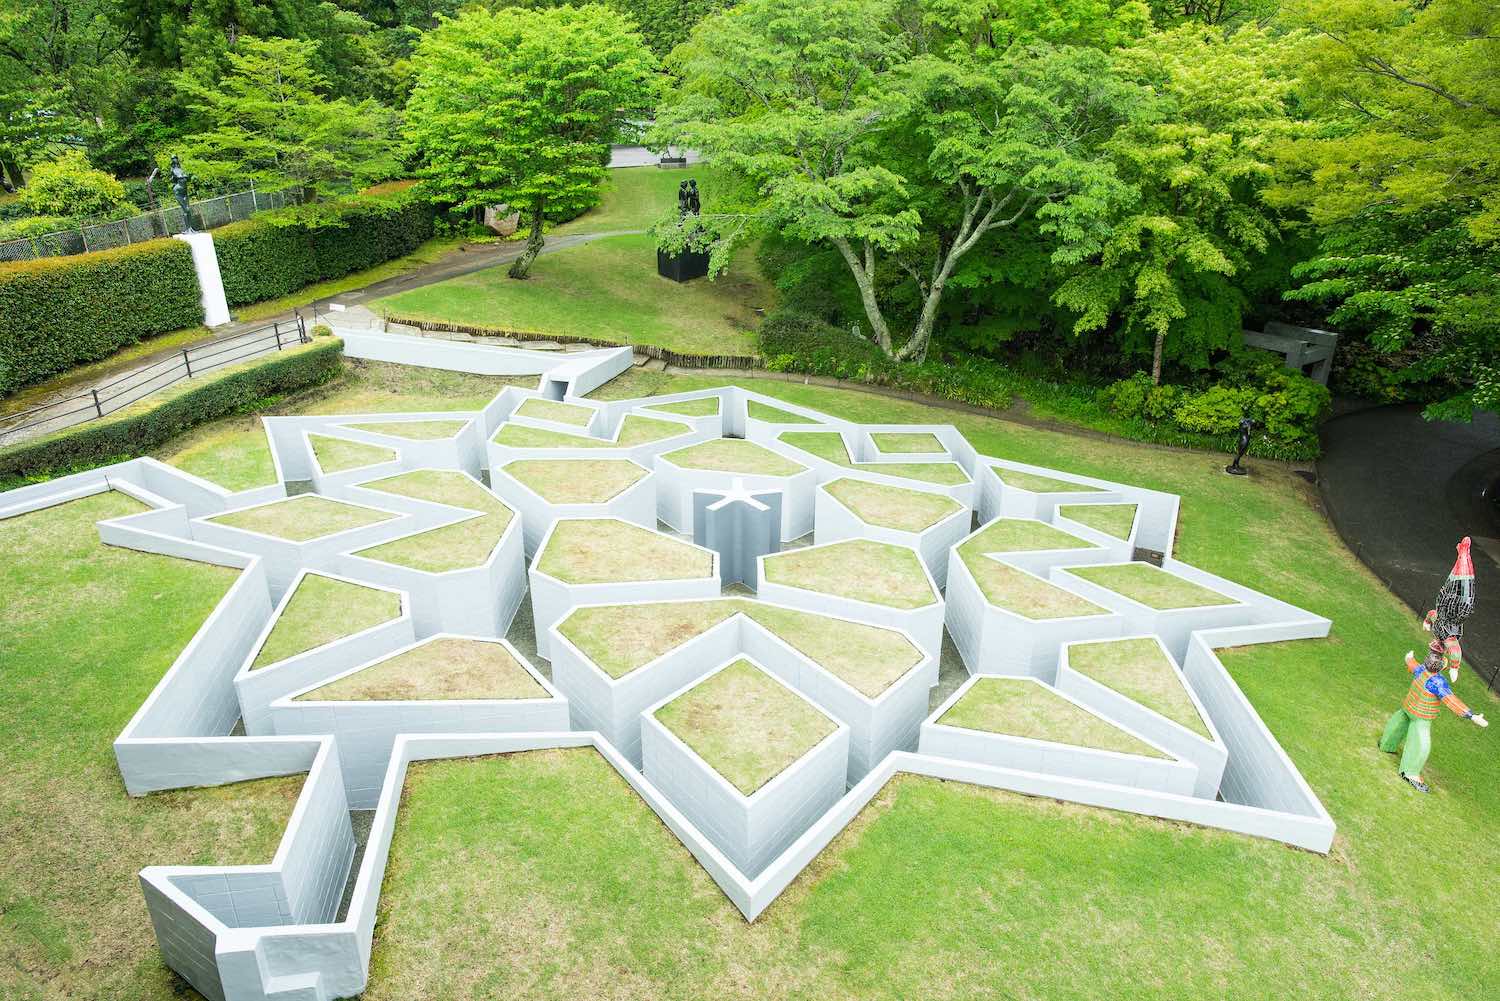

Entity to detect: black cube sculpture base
[658,248,709,283]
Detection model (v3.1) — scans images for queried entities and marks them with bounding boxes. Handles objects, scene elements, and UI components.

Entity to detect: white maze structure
[0,331,1335,1001]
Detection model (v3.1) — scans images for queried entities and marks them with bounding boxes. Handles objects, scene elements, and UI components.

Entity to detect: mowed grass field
[374,165,768,356]
[2,366,1497,1000]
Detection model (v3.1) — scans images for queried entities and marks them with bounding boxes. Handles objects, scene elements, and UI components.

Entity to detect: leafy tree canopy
[405,4,657,277]
[173,35,400,196]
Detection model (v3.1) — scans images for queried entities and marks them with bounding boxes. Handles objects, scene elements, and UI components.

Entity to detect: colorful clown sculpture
[1380,537,1488,792]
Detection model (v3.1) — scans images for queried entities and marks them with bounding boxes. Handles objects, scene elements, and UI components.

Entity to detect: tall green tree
[1272,0,1500,418]
[652,0,1150,362]
[173,35,399,196]
[1054,25,1293,382]
[0,0,135,184]
[405,5,657,278]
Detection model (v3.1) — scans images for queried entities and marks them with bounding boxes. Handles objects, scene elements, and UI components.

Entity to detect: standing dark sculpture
[658,177,710,283]
[168,155,195,232]
[1224,416,1254,475]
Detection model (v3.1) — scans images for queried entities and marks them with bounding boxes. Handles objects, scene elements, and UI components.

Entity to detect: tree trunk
[830,238,893,354]
[1151,329,1165,385]
[507,203,547,279]
[1,155,23,191]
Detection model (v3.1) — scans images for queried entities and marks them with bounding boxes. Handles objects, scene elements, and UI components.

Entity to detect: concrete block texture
[0,351,1339,1000]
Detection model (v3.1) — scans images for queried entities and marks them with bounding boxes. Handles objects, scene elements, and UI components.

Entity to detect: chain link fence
[0,188,302,263]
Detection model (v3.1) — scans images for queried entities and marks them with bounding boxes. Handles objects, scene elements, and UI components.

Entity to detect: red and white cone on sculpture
[1431,537,1475,639]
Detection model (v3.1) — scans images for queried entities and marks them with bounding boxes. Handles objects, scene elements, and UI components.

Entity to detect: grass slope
[655,659,836,796]
[536,518,712,584]
[871,431,944,453]
[309,433,397,473]
[554,598,924,697]
[779,431,969,486]
[1059,502,1138,540]
[0,493,309,1001]
[301,637,545,702]
[647,396,720,417]
[516,398,595,427]
[1067,637,1212,740]
[939,677,1167,758]
[493,423,612,449]
[252,573,401,669]
[154,415,278,491]
[354,473,513,571]
[994,467,1104,494]
[763,539,936,609]
[373,233,765,357]
[344,420,468,440]
[209,493,395,542]
[616,413,691,445]
[501,459,646,504]
[1069,562,1238,610]
[824,477,962,533]
[747,399,820,423]
[663,438,806,476]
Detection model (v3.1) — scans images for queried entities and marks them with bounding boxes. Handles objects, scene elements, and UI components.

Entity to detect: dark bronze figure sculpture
[168,155,194,231]
[1225,415,1254,475]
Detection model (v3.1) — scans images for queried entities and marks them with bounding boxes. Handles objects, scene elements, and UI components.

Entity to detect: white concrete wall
[640,658,850,877]
[270,638,569,807]
[920,677,1198,796]
[1054,636,1227,799]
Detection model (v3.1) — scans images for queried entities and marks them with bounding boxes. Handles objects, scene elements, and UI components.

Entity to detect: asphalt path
[1318,404,1500,688]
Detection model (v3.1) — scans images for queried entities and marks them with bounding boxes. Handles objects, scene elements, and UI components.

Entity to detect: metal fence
[0,317,310,447]
[0,187,303,263]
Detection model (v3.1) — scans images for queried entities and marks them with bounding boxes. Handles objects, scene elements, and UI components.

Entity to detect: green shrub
[0,339,344,486]
[214,193,436,306]
[1171,384,1258,435]
[0,239,202,394]
[758,306,1328,460]
[1143,383,1183,421]
[1098,363,1331,456]
[19,151,130,218]
[1099,372,1152,418]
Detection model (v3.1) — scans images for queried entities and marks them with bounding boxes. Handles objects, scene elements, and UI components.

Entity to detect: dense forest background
[1,0,1494,427]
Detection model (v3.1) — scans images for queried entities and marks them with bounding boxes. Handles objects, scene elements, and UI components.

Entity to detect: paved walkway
[0,230,635,442]
[1317,404,1500,687]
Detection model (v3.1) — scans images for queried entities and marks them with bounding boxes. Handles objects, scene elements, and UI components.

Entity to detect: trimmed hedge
[0,239,202,394]
[214,195,436,307]
[0,339,344,487]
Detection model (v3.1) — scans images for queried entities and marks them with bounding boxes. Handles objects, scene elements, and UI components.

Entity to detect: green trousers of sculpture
[1380,709,1432,777]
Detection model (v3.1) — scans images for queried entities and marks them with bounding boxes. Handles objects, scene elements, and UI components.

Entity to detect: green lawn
[0,492,311,1001]
[300,637,546,702]
[309,432,396,474]
[1067,637,1212,740]
[938,676,1168,758]
[823,477,962,533]
[555,598,923,697]
[155,415,279,491]
[554,164,725,236]
[7,365,1500,1001]
[535,518,713,584]
[1069,562,1239,610]
[779,431,971,485]
[647,396,720,417]
[251,573,402,669]
[662,438,806,476]
[763,538,937,609]
[208,494,396,542]
[1059,502,1138,541]
[344,419,469,440]
[655,658,837,796]
[373,233,767,356]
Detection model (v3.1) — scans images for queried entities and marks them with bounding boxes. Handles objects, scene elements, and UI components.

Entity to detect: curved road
[1318,404,1500,688]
